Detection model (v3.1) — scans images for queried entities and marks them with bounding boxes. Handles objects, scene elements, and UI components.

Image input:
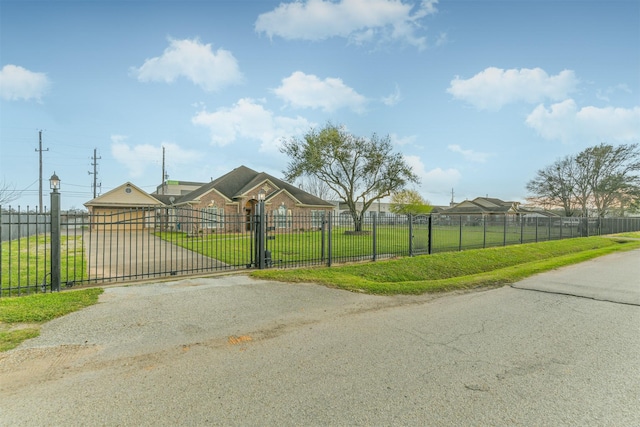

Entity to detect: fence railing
[2,205,639,297]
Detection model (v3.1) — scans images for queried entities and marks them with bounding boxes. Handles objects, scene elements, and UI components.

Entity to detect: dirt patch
[0,345,101,393]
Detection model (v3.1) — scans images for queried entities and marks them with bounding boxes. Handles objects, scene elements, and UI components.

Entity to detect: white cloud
[525,99,640,144]
[390,133,416,146]
[273,71,367,113]
[191,98,313,151]
[596,83,632,102]
[0,64,50,101]
[423,167,461,188]
[131,38,242,91]
[382,84,402,106]
[447,144,490,163]
[255,0,438,49]
[448,67,578,111]
[111,136,200,178]
[404,155,461,192]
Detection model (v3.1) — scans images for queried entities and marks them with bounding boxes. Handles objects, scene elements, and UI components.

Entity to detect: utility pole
[88,148,101,198]
[35,130,49,212]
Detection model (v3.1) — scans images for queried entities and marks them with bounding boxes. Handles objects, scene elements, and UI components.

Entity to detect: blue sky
[1,0,638,210]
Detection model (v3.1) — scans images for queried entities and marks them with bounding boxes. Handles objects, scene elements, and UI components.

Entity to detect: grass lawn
[0,288,103,352]
[1,234,87,296]
[252,235,640,294]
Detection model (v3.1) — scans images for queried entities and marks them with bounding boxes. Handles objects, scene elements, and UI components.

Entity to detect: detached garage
[84,182,164,231]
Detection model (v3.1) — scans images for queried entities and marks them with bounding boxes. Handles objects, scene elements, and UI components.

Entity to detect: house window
[202,206,224,229]
[311,210,324,228]
[273,204,288,229]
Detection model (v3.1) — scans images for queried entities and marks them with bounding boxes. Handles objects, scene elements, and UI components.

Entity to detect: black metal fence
[2,204,639,297]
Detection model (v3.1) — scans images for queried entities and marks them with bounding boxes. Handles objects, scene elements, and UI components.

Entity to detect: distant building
[439,197,558,222]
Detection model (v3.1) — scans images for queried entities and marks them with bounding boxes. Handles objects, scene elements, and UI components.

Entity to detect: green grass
[0,328,40,352]
[1,234,87,295]
[251,236,640,295]
[0,288,103,352]
[614,231,640,239]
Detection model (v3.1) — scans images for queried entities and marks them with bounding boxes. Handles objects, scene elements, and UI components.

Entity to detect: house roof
[442,197,520,214]
[84,182,163,207]
[157,165,333,207]
[84,166,334,209]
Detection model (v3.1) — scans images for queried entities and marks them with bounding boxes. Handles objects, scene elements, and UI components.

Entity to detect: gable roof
[175,165,333,207]
[84,182,163,207]
[443,197,519,214]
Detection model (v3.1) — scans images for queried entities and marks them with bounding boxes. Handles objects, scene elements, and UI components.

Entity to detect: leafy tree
[526,143,640,217]
[390,189,432,215]
[281,123,419,231]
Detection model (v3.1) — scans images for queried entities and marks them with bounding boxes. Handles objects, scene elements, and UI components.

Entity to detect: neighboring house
[440,197,558,223]
[85,166,334,232]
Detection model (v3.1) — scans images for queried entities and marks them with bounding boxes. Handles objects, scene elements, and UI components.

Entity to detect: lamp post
[50,172,61,292]
[257,189,266,269]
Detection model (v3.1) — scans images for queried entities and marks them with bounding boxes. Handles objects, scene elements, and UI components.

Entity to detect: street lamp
[49,172,61,292]
[49,171,61,192]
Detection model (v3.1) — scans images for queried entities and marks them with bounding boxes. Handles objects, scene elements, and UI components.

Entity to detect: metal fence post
[427,214,433,255]
[327,213,333,267]
[372,212,377,262]
[503,214,507,246]
[483,214,487,248]
[408,214,414,257]
[321,212,326,263]
[50,174,61,292]
[458,215,463,252]
[520,215,524,243]
[257,196,266,269]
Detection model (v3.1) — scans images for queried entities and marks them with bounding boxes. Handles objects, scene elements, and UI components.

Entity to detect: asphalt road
[1,248,639,426]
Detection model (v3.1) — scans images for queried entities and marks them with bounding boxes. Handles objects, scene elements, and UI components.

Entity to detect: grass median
[0,288,103,352]
[252,235,640,295]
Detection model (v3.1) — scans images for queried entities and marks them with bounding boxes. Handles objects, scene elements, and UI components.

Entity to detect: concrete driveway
[1,248,639,426]
[82,230,229,281]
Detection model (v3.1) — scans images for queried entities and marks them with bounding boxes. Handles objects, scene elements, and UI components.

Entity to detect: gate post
[427,214,433,255]
[256,190,266,269]
[372,212,377,262]
[408,214,413,257]
[50,172,61,292]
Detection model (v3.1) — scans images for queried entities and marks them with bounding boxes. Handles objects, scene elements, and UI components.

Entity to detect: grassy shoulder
[251,235,640,295]
[0,288,103,352]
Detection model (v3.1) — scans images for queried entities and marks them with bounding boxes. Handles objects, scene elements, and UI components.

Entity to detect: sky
[1,0,639,210]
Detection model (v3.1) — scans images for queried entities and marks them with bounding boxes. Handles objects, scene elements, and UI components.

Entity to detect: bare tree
[526,156,577,216]
[296,175,334,201]
[576,143,640,217]
[0,180,20,206]
[527,143,640,217]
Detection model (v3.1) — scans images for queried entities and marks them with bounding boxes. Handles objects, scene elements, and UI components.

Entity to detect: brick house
[85,165,334,232]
